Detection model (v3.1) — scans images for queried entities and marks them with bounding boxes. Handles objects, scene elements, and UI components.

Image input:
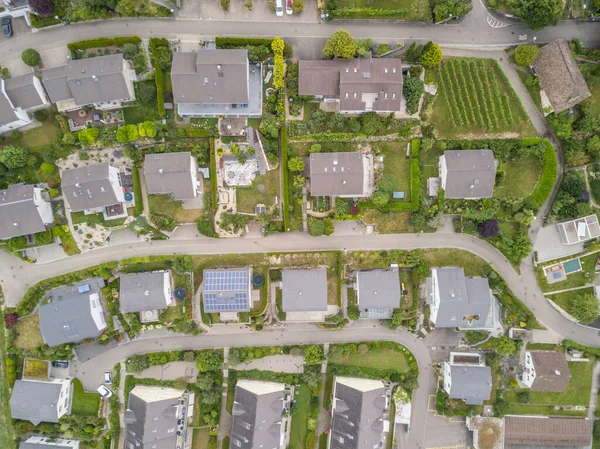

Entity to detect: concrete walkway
[217,347,232,446]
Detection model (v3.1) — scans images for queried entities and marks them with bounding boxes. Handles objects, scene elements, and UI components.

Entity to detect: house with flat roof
[531,39,591,114]
[298,58,403,114]
[171,49,262,118]
[124,385,190,449]
[439,150,497,199]
[119,271,173,322]
[504,416,592,448]
[558,214,600,245]
[329,376,391,449]
[426,267,500,332]
[202,268,252,321]
[144,152,199,200]
[442,352,492,405]
[0,184,53,240]
[281,268,328,322]
[41,54,135,112]
[19,436,80,449]
[230,379,287,449]
[308,152,373,198]
[521,350,572,392]
[355,270,401,319]
[38,277,107,346]
[61,163,126,216]
[10,378,72,425]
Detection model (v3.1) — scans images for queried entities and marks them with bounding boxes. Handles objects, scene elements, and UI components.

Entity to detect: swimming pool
[563,258,582,274]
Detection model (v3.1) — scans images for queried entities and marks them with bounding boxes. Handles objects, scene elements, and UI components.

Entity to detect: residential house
[119,271,173,323]
[442,352,492,405]
[230,379,287,449]
[281,268,328,322]
[61,163,126,217]
[307,152,373,198]
[298,58,403,114]
[41,54,135,112]
[38,277,107,347]
[0,184,53,240]
[355,270,401,319]
[558,214,600,245]
[202,268,253,321]
[531,39,591,114]
[0,73,49,134]
[329,376,391,449]
[10,378,72,425]
[439,150,497,199]
[144,152,199,200]
[124,385,191,449]
[521,350,572,392]
[426,267,500,332]
[504,416,592,448]
[171,49,262,118]
[19,436,80,449]
[534,214,600,263]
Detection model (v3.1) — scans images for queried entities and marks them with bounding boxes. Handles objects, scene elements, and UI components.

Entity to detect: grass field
[430,57,536,138]
[337,348,409,372]
[516,69,543,113]
[71,211,127,228]
[0,320,15,447]
[71,378,101,415]
[289,385,311,449]
[547,287,594,318]
[333,0,430,20]
[495,157,542,198]
[19,122,61,149]
[361,209,412,233]
[374,141,411,202]
[236,169,280,214]
[421,248,488,277]
[148,194,204,223]
[14,313,44,350]
[192,428,210,449]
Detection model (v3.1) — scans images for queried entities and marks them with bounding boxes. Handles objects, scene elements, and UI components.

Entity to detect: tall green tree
[21,49,41,67]
[433,0,472,22]
[571,293,599,324]
[323,29,356,59]
[507,0,563,30]
[514,44,540,66]
[420,42,443,68]
[288,156,305,172]
[0,145,28,170]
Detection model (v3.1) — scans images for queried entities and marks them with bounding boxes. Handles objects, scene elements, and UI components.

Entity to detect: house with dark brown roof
[298,57,403,114]
[520,350,572,392]
[531,39,591,114]
[504,416,592,448]
[307,152,373,198]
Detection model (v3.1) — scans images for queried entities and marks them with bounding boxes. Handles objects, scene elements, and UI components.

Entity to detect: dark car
[2,17,12,38]
[52,360,69,369]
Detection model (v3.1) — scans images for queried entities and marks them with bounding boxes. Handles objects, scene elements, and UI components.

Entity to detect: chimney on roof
[144,291,150,296]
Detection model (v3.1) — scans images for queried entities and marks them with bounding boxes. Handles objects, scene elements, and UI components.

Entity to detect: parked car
[52,361,69,369]
[104,370,112,385]
[97,385,113,398]
[275,0,283,16]
[286,0,293,14]
[2,17,12,38]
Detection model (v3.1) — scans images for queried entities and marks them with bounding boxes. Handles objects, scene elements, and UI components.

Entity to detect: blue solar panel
[203,270,250,312]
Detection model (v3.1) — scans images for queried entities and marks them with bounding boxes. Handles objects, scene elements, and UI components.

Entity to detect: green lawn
[422,248,488,277]
[495,157,542,198]
[14,313,44,350]
[71,211,127,228]
[236,169,280,214]
[374,141,411,202]
[547,287,594,318]
[516,69,543,113]
[337,348,409,372]
[538,251,600,292]
[334,0,430,20]
[123,102,161,124]
[192,428,210,449]
[19,121,61,149]
[586,83,600,120]
[160,304,185,323]
[0,319,15,447]
[71,378,101,415]
[148,194,204,223]
[289,385,311,449]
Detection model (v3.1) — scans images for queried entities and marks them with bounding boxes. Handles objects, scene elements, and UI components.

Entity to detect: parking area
[0,16,29,43]
[424,395,472,449]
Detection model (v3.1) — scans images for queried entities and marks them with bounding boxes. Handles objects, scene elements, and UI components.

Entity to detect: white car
[275,0,284,16]
[97,385,113,398]
[104,370,112,385]
[286,0,293,14]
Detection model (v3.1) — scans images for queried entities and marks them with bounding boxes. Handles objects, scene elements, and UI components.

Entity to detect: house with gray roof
[426,267,500,332]
[19,436,80,449]
[171,49,262,118]
[0,73,49,134]
[38,277,107,346]
[230,379,287,449]
[442,352,492,405]
[356,270,401,319]
[61,163,125,214]
[282,268,328,322]
[10,378,72,425]
[299,58,403,114]
[532,39,592,114]
[521,350,572,392]
[0,184,53,240]
[124,385,190,449]
[329,376,391,449]
[202,268,252,322]
[119,271,173,322]
[41,54,135,112]
[144,152,199,200]
[439,150,497,199]
[308,152,373,198]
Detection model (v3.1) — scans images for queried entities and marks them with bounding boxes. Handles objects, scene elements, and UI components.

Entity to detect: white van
[275,0,284,16]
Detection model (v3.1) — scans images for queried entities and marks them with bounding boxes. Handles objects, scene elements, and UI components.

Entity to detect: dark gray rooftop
[448,365,492,405]
[119,271,171,313]
[309,152,366,197]
[10,380,64,425]
[61,163,120,211]
[0,184,47,239]
[0,82,19,126]
[230,380,285,449]
[19,437,79,449]
[5,73,46,110]
[441,150,496,199]
[144,152,197,200]
[282,268,328,312]
[356,270,400,309]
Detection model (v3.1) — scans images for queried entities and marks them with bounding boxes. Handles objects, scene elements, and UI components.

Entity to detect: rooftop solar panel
[202,269,251,313]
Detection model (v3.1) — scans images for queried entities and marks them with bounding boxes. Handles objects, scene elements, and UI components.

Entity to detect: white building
[19,436,80,449]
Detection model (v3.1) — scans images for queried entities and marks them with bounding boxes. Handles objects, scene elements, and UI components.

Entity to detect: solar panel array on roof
[203,269,250,313]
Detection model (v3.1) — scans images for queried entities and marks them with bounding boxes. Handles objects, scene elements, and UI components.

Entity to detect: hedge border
[67,37,142,56]
[281,127,290,231]
[132,167,143,216]
[209,138,218,215]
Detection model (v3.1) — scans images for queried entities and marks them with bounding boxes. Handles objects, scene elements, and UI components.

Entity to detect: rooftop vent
[159,169,164,174]
[13,222,19,227]
[92,75,98,81]
[144,291,150,296]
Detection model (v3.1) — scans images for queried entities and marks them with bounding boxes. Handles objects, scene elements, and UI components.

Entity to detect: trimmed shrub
[22,49,41,67]
[40,162,56,174]
[77,127,99,146]
[116,124,139,142]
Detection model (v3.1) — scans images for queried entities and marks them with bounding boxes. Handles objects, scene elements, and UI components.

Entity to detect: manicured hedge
[209,138,218,213]
[132,167,143,216]
[67,37,142,52]
[281,126,290,231]
[155,64,165,117]
[215,37,293,58]
[525,139,557,210]
[562,339,600,357]
[293,132,367,141]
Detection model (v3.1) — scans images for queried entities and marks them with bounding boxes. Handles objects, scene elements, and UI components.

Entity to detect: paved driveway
[178,0,319,21]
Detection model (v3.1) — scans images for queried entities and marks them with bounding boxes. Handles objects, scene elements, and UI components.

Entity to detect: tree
[587,135,600,159]
[116,0,137,16]
[517,390,531,403]
[310,143,322,153]
[292,0,303,12]
[507,0,563,30]
[403,77,425,103]
[127,355,149,373]
[493,336,517,355]
[308,217,325,237]
[172,255,193,274]
[433,0,472,22]
[420,41,443,68]
[21,49,41,67]
[196,350,222,372]
[137,83,156,104]
[514,44,540,66]
[153,45,173,70]
[116,124,139,142]
[293,175,305,188]
[201,388,222,405]
[4,313,18,327]
[122,43,138,59]
[323,29,356,59]
[77,127,99,146]
[183,351,196,362]
[373,191,390,208]
[195,372,216,391]
[138,121,157,137]
[304,345,323,364]
[30,0,55,15]
[288,156,305,172]
[478,219,500,238]
[302,370,321,392]
[0,145,28,170]
[571,293,599,324]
